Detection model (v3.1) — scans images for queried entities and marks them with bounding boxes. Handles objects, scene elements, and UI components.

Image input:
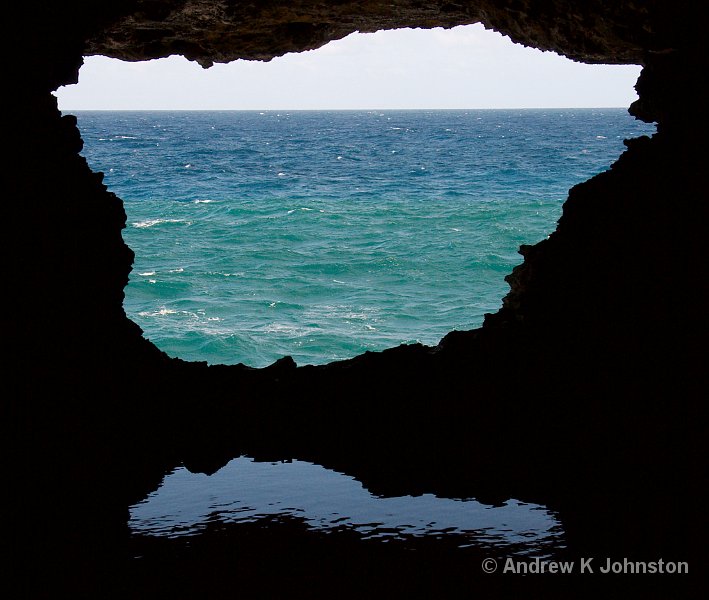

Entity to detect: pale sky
[56,24,642,110]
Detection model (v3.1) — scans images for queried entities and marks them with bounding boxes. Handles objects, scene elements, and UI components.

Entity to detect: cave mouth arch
[59,26,653,368]
[12,3,704,592]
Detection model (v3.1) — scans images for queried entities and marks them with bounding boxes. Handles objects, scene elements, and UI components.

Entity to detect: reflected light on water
[129,457,565,556]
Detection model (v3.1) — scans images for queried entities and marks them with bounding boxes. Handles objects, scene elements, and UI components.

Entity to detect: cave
[8,1,705,598]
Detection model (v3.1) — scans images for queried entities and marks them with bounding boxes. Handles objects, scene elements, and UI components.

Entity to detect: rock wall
[7,1,706,596]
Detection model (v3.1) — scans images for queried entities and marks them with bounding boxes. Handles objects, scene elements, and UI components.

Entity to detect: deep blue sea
[72,109,655,367]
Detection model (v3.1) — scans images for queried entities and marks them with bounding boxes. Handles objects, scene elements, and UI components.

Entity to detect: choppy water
[72,109,654,366]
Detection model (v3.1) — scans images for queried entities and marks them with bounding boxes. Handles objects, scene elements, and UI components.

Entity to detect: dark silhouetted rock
[6,2,706,598]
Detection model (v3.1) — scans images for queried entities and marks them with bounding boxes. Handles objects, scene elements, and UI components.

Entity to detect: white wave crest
[132,219,189,229]
[138,307,177,317]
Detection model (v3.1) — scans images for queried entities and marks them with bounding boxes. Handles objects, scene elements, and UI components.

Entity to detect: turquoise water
[73,110,655,367]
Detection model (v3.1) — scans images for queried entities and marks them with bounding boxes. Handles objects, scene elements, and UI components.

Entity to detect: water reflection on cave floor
[129,457,565,557]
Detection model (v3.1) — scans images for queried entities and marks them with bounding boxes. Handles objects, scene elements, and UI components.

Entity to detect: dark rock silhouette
[6,1,706,597]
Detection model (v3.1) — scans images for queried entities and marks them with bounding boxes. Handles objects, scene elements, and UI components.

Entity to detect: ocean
[72,109,655,367]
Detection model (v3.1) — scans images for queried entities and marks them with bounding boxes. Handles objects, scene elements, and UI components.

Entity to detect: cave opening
[57,25,654,368]
[13,3,704,594]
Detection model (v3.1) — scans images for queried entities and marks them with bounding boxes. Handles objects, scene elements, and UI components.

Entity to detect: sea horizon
[73,108,655,367]
[63,106,632,112]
